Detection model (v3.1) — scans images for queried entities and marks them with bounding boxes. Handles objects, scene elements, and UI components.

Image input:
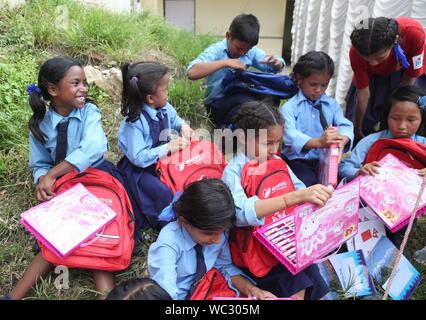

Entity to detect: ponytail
[121,61,168,123]
[28,90,48,143]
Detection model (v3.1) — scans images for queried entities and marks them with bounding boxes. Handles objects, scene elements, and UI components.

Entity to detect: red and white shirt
[350,17,425,89]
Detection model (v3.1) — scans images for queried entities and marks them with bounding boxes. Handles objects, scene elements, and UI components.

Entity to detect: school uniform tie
[55,120,69,165]
[312,102,328,130]
[186,244,207,300]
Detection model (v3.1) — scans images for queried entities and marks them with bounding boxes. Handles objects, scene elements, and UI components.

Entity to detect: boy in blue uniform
[187,13,285,128]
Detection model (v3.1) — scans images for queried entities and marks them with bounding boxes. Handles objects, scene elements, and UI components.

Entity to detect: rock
[414,246,426,265]
[84,65,103,85]
[84,66,123,103]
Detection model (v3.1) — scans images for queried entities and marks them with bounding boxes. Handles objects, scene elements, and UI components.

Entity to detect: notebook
[318,143,340,188]
[254,180,360,275]
[366,236,421,300]
[356,153,426,233]
[20,183,117,259]
[328,250,376,298]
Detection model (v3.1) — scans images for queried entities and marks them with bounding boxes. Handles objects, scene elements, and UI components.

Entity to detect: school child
[117,61,193,235]
[9,56,120,299]
[345,16,426,140]
[186,13,285,128]
[281,51,354,187]
[148,179,277,300]
[222,101,332,300]
[106,278,172,300]
[339,85,426,247]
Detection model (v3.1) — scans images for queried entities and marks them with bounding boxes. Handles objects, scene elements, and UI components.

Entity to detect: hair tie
[227,123,236,131]
[418,96,426,111]
[393,42,410,69]
[157,191,183,222]
[27,83,42,96]
[131,76,138,83]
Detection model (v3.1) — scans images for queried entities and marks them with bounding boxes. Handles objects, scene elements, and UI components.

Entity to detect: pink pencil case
[355,153,426,233]
[254,180,360,275]
[318,143,340,188]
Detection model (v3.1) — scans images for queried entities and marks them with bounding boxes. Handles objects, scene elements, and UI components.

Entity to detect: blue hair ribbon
[26,83,42,96]
[393,43,410,69]
[418,96,426,111]
[227,123,236,131]
[158,191,183,222]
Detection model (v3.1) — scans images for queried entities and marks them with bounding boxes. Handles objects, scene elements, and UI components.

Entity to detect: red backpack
[39,168,135,272]
[229,157,296,277]
[156,140,226,194]
[190,268,238,300]
[364,138,426,169]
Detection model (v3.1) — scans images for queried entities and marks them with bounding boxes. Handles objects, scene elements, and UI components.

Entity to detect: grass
[0,0,425,300]
[0,0,215,299]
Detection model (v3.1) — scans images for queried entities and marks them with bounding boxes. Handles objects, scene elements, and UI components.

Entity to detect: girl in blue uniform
[148,179,276,300]
[222,101,332,300]
[9,56,120,299]
[339,85,426,247]
[118,61,192,236]
[281,51,353,187]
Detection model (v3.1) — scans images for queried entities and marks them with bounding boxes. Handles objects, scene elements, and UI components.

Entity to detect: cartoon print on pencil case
[299,211,326,257]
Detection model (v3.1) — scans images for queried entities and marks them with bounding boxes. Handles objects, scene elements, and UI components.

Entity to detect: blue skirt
[241,263,330,300]
[95,159,126,187]
[117,157,173,238]
[345,71,426,137]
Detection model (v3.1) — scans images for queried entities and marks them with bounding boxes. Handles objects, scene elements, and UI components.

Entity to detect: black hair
[380,85,426,136]
[173,179,236,231]
[121,61,168,123]
[350,17,399,56]
[28,56,83,144]
[229,14,260,47]
[106,278,172,300]
[232,100,283,133]
[292,51,334,80]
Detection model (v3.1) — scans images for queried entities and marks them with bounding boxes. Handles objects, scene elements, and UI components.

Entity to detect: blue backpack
[222,69,298,99]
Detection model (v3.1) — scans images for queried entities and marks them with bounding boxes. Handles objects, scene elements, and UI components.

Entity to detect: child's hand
[168,137,190,154]
[417,168,426,176]
[226,59,246,70]
[319,127,342,148]
[36,174,56,201]
[337,136,349,160]
[180,123,193,141]
[356,161,381,177]
[298,184,333,207]
[247,286,277,300]
[260,55,284,70]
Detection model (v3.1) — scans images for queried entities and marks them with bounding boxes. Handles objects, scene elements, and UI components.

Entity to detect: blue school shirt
[222,152,306,227]
[339,129,426,180]
[186,39,285,105]
[29,103,107,184]
[148,221,252,300]
[281,90,354,161]
[118,102,183,168]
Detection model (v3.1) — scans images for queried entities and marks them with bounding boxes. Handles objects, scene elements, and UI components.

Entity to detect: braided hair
[232,100,283,133]
[350,17,399,56]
